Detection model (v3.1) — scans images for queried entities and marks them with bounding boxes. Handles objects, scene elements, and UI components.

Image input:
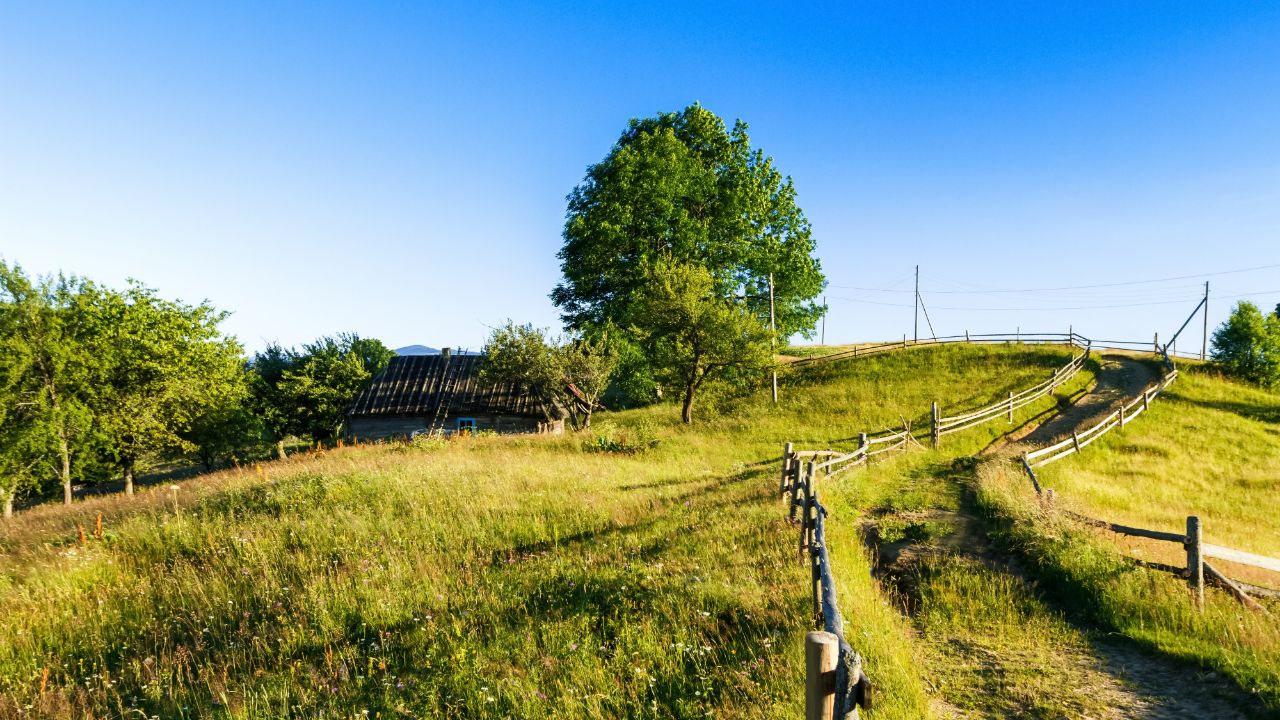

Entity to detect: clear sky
[2,2,1278,354]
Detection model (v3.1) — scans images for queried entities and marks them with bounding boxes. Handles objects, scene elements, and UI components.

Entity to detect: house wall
[346,414,563,441]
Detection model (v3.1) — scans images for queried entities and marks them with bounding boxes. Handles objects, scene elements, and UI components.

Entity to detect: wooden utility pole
[1201,281,1209,361]
[770,273,778,404]
[913,264,919,343]
[821,295,827,346]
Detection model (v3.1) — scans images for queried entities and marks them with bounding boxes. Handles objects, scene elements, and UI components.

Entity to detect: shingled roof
[346,354,563,420]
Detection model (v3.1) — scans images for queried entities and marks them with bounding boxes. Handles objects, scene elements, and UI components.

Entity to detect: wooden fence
[780,448,872,719]
[1016,367,1280,611]
[787,330,1090,369]
[1023,368,1179,467]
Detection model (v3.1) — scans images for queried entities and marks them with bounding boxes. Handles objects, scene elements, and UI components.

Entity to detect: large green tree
[0,263,99,505]
[1211,301,1280,387]
[278,333,394,443]
[85,282,245,494]
[631,261,773,423]
[552,104,825,339]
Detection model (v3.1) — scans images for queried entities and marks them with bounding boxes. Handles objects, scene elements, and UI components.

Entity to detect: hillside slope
[0,344,1079,719]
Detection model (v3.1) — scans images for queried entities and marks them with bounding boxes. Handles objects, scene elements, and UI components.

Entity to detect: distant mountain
[394,345,438,356]
[393,345,481,356]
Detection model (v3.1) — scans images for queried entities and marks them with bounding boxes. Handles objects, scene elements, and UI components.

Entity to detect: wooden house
[345,349,566,440]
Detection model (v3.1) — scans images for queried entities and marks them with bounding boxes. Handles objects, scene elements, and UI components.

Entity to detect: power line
[827,263,1280,295]
[827,289,1279,312]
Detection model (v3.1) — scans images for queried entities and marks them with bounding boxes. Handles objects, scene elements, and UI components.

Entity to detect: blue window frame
[456,418,477,433]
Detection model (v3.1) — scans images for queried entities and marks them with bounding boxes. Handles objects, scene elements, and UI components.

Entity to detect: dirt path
[864,354,1267,719]
[998,353,1158,455]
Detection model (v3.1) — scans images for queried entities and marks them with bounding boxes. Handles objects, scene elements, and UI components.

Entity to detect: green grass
[972,362,1280,711]
[0,344,1090,719]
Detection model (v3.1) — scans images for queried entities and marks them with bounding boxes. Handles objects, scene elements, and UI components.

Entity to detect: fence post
[1071,431,1081,454]
[805,631,838,720]
[1142,390,1150,412]
[1187,516,1204,612]
[965,329,970,343]
[1154,332,1159,354]
[1118,406,1125,430]
[781,442,794,496]
[903,333,907,349]
[799,462,816,558]
[931,401,940,449]
[1007,391,1014,423]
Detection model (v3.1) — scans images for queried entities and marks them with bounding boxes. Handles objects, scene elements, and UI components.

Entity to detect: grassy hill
[975,362,1280,711]
[0,344,1084,719]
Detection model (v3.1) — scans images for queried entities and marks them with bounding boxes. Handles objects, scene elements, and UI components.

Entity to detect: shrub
[585,419,660,454]
[1210,301,1280,387]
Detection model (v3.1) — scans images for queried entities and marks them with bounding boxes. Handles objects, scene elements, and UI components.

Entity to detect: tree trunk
[124,463,134,496]
[681,380,696,424]
[59,433,72,505]
[276,439,288,460]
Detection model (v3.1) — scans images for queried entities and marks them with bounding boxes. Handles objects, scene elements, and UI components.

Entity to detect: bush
[585,419,660,454]
[1210,301,1280,387]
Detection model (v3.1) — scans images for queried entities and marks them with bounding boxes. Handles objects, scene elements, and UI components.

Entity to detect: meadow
[0,344,1082,719]
[974,362,1280,711]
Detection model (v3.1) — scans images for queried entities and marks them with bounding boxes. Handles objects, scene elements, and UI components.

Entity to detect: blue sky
[2,2,1278,354]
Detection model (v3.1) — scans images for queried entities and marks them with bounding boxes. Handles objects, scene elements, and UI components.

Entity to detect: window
[456,418,477,434]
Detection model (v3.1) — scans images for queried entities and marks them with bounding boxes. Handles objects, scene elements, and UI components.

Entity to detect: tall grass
[973,362,1280,711]
[0,344,1082,719]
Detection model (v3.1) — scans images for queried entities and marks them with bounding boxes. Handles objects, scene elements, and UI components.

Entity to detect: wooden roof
[346,354,562,420]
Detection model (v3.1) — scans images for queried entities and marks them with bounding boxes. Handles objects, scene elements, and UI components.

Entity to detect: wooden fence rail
[780,451,872,719]
[1021,450,1278,612]
[1024,369,1179,467]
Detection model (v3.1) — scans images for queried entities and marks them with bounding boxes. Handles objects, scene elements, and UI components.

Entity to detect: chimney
[441,347,451,361]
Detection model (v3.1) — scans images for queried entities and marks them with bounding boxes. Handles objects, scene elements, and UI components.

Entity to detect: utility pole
[770,273,778,404]
[914,264,919,343]
[1201,281,1209,361]
[820,295,827,346]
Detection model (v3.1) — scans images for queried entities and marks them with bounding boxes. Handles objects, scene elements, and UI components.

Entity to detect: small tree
[479,322,617,430]
[249,343,301,459]
[629,261,773,423]
[279,334,394,443]
[86,282,245,494]
[1211,301,1280,387]
[0,263,99,504]
[558,333,617,429]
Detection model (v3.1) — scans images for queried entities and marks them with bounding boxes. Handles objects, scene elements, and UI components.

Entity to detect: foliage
[0,263,101,504]
[278,333,394,443]
[248,343,301,457]
[584,418,659,454]
[1210,301,1280,387]
[628,261,773,423]
[83,281,247,492]
[479,321,618,429]
[183,363,261,470]
[551,104,824,411]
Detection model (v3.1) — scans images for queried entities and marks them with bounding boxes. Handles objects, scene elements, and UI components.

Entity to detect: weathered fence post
[1016,326,1021,343]
[1007,391,1014,423]
[902,333,907,348]
[1071,431,1081,454]
[1187,516,1204,612]
[1154,332,1159,354]
[1142,390,1150,412]
[806,631,838,720]
[931,401,940,449]
[781,442,794,496]
[1118,405,1126,430]
[965,329,970,343]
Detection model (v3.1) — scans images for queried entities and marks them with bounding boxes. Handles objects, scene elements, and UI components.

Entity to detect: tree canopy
[1211,301,1280,388]
[550,104,823,414]
[551,103,825,339]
